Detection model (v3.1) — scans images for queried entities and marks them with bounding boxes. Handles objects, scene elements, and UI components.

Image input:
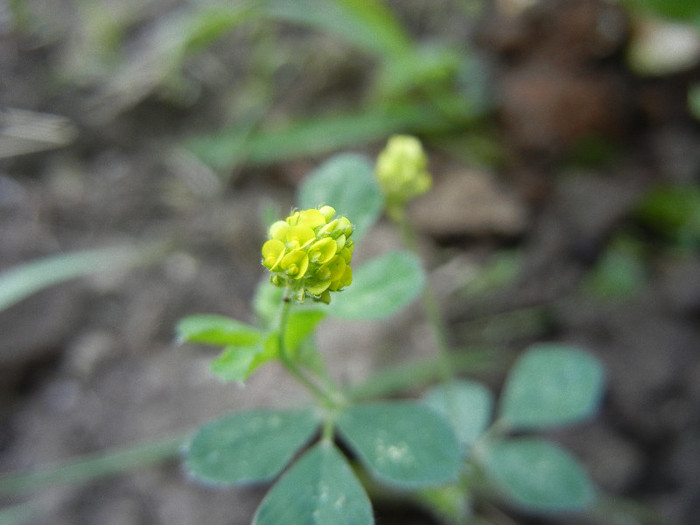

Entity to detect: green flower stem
[277,294,342,408]
[392,206,453,383]
[0,433,188,496]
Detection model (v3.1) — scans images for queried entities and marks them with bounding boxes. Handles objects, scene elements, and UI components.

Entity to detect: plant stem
[277,293,341,407]
[392,206,454,384]
[0,433,188,496]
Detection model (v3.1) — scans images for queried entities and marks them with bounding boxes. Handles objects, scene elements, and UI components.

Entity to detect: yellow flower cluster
[262,206,354,303]
[375,135,432,207]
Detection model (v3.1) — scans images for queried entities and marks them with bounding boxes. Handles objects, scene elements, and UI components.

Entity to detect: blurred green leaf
[0,433,186,496]
[499,344,605,431]
[584,239,647,300]
[623,0,700,23]
[0,503,38,525]
[635,184,700,248]
[298,153,382,242]
[187,408,319,485]
[337,401,461,488]
[183,4,258,54]
[185,102,463,172]
[176,315,263,346]
[264,0,411,58]
[461,250,521,298]
[253,279,284,328]
[211,333,278,383]
[81,5,256,121]
[479,438,595,511]
[253,443,373,525]
[0,246,152,312]
[329,251,425,320]
[417,483,471,525]
[285,309,326,354]
[689,83,700,120]
[211,344,261,382]
[374,42,462,100]
[423,380,493,450]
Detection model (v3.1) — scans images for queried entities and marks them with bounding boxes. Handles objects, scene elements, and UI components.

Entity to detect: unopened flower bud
[375,135,432,207]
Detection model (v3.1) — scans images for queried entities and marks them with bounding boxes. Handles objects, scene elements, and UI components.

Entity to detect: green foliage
[176,315,263,346]
[187,409,319,485]
[689,83,700,121]
[0,245,154,312]
[336,401,462,488]
[499,344,605,431]
[329,250,425,320]
[0,503,37,525]
[185,102,463,173]
[0,136,611,523]
[461,250,521,298]
[623,0,700,23]
[0,434,186,496]
[209,337,276,383]
[253,279,285,327]
[374,42,463,101]
[423,380,493,449]
[635,184,700,249]
[180,0,488,174]
[174,148,607,522]
[284,310,326,356]
[584,237,647,300]
[298,153,383,242]
[178,308,326,383]
[0,0,629,518]
[479,438,595,511]
[253,443,374,525]
[177,314,272,382]
[264,0,411,59]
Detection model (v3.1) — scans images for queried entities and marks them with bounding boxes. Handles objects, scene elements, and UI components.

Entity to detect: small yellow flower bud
[268,221,289,240]
[375,135,432,207]
[261,206,355,303]
[319,205,336,222]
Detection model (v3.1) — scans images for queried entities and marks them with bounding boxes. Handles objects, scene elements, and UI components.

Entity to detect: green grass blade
[263,0,412,58]
[0,433,187,496]
[186,102,463,172]
[0,245,159,312]
[0,502,40,525]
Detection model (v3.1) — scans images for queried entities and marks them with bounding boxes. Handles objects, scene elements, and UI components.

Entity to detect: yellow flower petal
[286,226,315,249]
[261,239,285,269]
[291,209,325,229]
[319,205,336,222]
[306,280,331,295]
[268,221,289,241]
[323,255,347,281]
[308,237,337,264]
[281,250,309,279]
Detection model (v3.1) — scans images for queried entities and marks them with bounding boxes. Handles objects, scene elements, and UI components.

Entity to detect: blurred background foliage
[2,0,700,513]
[3,0,700,335]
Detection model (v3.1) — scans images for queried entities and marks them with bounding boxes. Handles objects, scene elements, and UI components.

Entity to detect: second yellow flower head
[375,135,432,207]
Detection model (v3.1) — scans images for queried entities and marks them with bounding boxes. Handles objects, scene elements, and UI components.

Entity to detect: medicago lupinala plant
[176,136,606,525]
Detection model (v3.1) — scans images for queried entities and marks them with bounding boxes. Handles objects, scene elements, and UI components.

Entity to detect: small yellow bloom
[280,250,309,279]
[375,135,432,208]
[308,237,338,264]
[261,206,355,303]
[261,239,285,270]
